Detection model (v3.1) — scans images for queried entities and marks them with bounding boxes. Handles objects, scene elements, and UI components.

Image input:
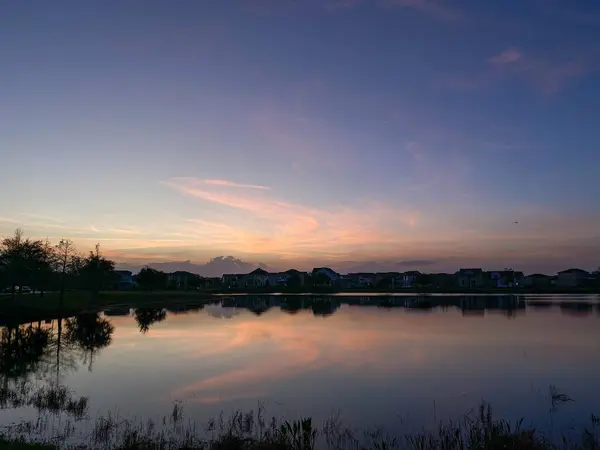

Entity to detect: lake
[1,294,599,442]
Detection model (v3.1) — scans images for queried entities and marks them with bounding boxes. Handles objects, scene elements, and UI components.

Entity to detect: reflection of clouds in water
[205,305,240,319]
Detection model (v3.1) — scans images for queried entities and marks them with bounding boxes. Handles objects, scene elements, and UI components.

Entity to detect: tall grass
[0,402,599,450]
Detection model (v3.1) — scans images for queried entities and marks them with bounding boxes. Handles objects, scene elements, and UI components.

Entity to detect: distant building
[488,270,524,288]
[114,270,135,290]
[168,271,199,290]
[346,273,376,288]
[222,273,246,289]
[246,268,269,288]
[455,269,484,289]
[523,274,552,288]
[400,271,421,288]
[312,268,341,285]
[556,269,592,288]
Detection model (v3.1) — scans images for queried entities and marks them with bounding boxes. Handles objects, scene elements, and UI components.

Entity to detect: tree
[0,229,53,298]
[135,267,168,291]
[54,239,80,304]
[79,244,115,297]
[415,274,432,291]
[286,274,303,290]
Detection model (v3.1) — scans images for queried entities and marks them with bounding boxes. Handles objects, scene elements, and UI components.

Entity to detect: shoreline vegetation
[0,394,599,450]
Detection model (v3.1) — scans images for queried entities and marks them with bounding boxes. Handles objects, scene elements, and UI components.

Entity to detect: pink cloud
[489,48,522,65]
[441,47,589,95]
[161,177,420,258]
[203,179,270,190]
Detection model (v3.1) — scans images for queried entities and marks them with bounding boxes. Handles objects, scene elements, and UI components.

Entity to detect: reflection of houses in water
[103,307,131,317]
[460,296,486,315]
[527,300,554,309]
[559,301,593,316]
[311,297,340,317]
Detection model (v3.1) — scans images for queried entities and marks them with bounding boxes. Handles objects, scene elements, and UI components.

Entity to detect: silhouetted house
[455,269,484,289]
[203,277,222,289]
[168,271,199,290]
[556,269,592,288]
[312,267,340,286]
[523,274,552,288]
[312,268,340,280]
[114,270,135,290]
[346,273,376,288]
[400,271,421,288]
[246,268,269,288]
[429,273,455,289]
[281,269,307,286]
[222,273,246,289]
[487,271,524,288]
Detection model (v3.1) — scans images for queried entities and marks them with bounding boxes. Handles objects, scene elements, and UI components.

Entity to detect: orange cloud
[203,179,271,190]
[162,177,420,258]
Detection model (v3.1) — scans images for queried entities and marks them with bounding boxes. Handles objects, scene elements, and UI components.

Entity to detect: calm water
[1,294,600,438]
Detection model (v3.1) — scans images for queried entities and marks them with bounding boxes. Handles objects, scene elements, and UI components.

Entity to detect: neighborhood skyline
[2,1,600,272]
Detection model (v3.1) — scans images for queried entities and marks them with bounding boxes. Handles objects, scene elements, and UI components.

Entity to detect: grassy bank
[0,290,215,325]
[1,402,599,450]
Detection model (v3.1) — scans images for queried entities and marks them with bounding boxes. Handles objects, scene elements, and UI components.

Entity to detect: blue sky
[1,0,599,274]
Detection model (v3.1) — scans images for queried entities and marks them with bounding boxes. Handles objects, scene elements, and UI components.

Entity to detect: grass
[0,402,599,450]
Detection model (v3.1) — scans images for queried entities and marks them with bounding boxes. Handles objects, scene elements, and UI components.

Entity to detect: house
[346,273,376,288]
[168,271,199,290]
[246,268,269,289]
[488,270,524,288]
[281,269,307,287]
[114,270,135,290]
[429,273,455,289]
[455,269,484,289]
[556,269,592,288]
[523,274,552,288]
[399,271,421,288]
[311,267,341,286]
[222,273,246,289]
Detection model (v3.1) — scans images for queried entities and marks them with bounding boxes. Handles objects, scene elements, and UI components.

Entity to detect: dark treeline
[0,229,117,302]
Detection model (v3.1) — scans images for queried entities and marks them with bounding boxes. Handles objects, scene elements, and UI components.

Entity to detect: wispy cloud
[162,177,420,259]
[203,179,271,190]
[441,47,590,95]
[489,48,522,65]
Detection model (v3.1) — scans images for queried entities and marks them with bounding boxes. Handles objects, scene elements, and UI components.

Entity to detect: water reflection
[64,313,114,371]
[135,308,167,333]
[0,294,599,436]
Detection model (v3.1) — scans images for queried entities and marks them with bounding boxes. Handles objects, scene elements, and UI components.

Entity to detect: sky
[1,0,600,275]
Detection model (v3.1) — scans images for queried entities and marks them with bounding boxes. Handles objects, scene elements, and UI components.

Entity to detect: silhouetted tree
[65,313,114,371]
[415,274,432,290]
[286,275,302,290]
[79,244,115,297]
[134,308,167,334]
[376,275,393,289]
[0,229,53,298]
[135,267,168,291]
[54,239,81,304]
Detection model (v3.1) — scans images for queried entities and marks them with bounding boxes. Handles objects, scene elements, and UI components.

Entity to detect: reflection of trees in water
[134,308,167,334]
[65,313,114,371]
[0,325,51,382]
[0,321,89,419]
